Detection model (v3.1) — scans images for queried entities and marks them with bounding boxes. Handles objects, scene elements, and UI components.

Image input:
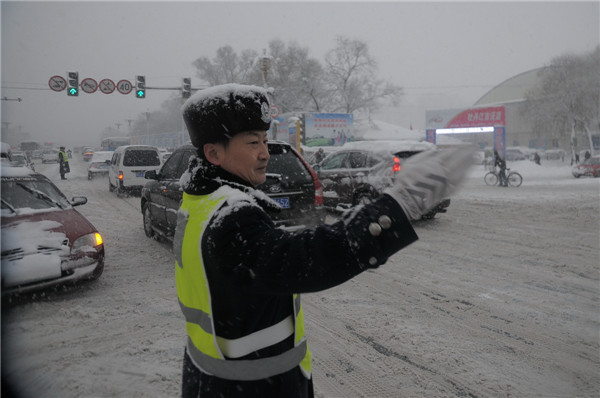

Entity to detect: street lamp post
[259,49,272,89]
[145,112,150,145]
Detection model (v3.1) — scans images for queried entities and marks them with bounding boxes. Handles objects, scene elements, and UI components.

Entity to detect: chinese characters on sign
[446,106,506,129]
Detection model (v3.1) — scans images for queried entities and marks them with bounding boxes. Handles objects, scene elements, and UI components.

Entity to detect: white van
[108,145,162,194]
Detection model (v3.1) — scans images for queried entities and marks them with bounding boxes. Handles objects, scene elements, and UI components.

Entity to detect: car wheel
[143,203,155,238]
[109,179,115,192]
[88,172,93,180]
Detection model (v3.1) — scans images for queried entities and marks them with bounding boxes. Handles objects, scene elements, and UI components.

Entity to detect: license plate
[273,197,290,208]
[136,171,145,177]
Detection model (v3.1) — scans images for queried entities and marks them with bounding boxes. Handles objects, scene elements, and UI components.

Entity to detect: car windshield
[123,150,160,167]
[1,176,70,213]
[266,145,312,184]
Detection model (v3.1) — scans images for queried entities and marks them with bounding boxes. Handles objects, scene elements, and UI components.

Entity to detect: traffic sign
[270,105,280,118]
[81,78,98,94]
[99,79,116,94]
[117,79,133,95]
[48,76,67,92]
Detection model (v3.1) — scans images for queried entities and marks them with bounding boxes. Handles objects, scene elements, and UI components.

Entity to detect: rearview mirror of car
[145,170,158,180]
[71,196,88,207]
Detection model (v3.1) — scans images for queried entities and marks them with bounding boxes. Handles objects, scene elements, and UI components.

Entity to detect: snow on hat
[181,83,272,148]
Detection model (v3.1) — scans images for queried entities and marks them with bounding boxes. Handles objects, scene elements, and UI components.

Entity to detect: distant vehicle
[1,165,105,296]
[18,140,41,156]
[41,149,59,164]
[301,146,339,166]
[572,156,600,178]
[30,149,44,160]
[140,141,325,242]
[87,151,113,179]
[10,151,35,171]
[82,148,95,162]
[108,145,162,195]
[101,137,130,151]
[1,142,12,161]
[313,140,451,219]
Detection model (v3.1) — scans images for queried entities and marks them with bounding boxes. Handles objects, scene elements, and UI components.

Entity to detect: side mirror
[312,164,321,171]
[145,170,158,180]
[71,196,88,207]
[105,160,110,165]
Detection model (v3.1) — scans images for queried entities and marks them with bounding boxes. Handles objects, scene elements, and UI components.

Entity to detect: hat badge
[260,102,271,123]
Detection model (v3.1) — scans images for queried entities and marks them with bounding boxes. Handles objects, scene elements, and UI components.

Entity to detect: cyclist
[494,150,507,187]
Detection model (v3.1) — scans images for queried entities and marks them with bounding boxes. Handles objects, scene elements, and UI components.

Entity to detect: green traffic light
[68,88,78,96]
[136,90,145,98]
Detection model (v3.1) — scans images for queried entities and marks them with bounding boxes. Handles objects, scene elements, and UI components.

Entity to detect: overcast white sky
[1,1,599,147]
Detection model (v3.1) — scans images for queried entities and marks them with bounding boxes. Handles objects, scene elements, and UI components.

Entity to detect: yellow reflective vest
[174,187,312,381]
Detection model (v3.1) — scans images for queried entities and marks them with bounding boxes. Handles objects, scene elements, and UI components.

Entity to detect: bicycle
[484,167,523,187]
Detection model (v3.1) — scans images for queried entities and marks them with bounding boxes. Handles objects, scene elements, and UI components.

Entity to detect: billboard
[304,113,354,146]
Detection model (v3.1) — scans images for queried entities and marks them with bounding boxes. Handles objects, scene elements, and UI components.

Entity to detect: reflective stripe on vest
[175,188,312,380]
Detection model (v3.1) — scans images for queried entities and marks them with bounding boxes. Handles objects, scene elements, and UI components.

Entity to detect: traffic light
[67,71,79,96]
[182,77,191,99]
[135,75,146,98]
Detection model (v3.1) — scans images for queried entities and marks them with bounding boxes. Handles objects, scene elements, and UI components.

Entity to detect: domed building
[425,67,597,158]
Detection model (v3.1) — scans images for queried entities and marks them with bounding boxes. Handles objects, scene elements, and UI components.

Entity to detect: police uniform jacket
[177,156,419,397]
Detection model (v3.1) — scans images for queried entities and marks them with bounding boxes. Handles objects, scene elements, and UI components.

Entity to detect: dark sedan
[141,141,325,242]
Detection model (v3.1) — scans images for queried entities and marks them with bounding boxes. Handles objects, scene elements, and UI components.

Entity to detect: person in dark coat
[175,83,473,398]
[494,150,507,186]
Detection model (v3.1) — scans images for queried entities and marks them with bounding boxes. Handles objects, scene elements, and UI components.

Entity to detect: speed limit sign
[117,79,133,95]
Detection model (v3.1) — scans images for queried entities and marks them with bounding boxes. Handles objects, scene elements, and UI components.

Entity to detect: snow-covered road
[3,155,599,398]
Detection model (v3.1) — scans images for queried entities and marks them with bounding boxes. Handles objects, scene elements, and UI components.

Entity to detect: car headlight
[72,232,103,252]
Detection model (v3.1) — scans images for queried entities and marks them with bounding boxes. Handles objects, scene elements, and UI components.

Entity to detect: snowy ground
[2,154,599,398]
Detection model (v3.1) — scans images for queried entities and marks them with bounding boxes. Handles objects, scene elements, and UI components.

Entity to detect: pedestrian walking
[176,83,473,398]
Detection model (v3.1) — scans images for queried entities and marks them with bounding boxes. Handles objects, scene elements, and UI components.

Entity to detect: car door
[164,149,197,235]
[149,150,184,230]
[317,151,354,207]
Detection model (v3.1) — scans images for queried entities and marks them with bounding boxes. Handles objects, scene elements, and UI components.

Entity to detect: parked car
[1,165,105,296]
[108,145,162,195]
[572,155,600,178]
[140,141,325,242]
[313,140,451,220]
[41,149,59,164]
[87,151,113,179]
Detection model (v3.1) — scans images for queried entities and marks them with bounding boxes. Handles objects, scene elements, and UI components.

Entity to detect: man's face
[213,130,270,187]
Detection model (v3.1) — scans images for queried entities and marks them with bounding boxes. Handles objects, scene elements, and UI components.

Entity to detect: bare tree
[266,39,326,113]
[192,45,259,86]
[130,37,405,137]
[522,47,600,156]
[324,36,402,116]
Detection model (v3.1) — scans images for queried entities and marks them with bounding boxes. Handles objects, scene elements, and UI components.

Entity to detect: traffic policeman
[175,83,473,397]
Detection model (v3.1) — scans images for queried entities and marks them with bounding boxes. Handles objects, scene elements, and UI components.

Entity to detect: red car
[1,166,104,297]
[572,156,600,178]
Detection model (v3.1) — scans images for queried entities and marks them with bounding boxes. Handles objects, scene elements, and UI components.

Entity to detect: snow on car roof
[339,140,436,154]
[90,151,114,162]
[0,164,36,178]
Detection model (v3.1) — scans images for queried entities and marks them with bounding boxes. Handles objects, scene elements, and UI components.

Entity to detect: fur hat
[181,83,272,148]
